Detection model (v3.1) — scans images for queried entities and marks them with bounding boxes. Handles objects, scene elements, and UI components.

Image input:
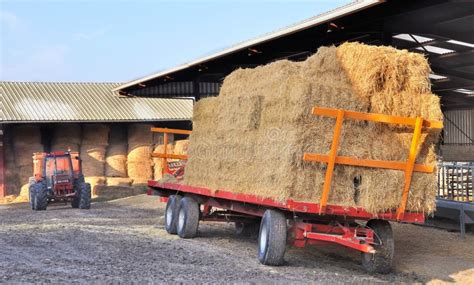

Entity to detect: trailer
[148,107,442,274]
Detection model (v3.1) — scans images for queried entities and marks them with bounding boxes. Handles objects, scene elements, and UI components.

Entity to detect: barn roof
[0,81,193,123]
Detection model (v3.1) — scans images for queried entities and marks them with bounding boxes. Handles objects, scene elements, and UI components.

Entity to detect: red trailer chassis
[148,180,424,271]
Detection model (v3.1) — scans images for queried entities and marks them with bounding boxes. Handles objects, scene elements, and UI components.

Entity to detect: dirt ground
[0,195,473,284]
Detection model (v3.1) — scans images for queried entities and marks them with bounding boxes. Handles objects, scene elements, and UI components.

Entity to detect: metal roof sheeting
[114,0,382,92]
[1,82,193,123]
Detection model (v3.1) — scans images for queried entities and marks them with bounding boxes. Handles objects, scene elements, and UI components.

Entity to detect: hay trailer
[148,107,442,274]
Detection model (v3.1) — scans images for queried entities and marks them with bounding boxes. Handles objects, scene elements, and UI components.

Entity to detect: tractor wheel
[28,177,36,210]
[165,195,182,234]
[79,183,91,209]
[258,209,287,266]
[177,197,200,238]
[71,178,83,208]
[33,181,48,211]
[361,219,394,274]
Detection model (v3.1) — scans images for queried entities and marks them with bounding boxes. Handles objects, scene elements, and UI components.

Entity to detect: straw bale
[109,124,128,144]
[106,177,133,187]
[152,144,174,180]
[128,160,153,182]
[81,144,106,176]
[82,124,110,145]
[128,124,154,145]
[14,144,43,166]
[105,144,128,177]
[52,123,81,145]
[51,143,80,152]
[184,43,441,214]
[12,125,41,146]
[128,144,152,162]
[85,176,106,197]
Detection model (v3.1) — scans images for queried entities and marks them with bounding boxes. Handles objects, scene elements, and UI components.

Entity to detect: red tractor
[29,151,91,211]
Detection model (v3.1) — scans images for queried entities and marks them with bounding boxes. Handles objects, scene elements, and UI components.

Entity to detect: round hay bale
[81,144,106,176]
[51,143,80,152]
[52,123,81,145]
[127,160,152,181]
[131,178,149,186]
[109,124,128,144]
[12,125,41,146]
[105,144,127,177]
[127,144,152,163]
[106,177,133,187]
[17,165,33,186]
[82,124,110,145]
[128,124,153,145]
[174,140,189,155]
[14,143,43,166]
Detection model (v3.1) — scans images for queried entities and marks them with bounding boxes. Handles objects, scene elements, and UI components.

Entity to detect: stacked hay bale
[184,43,442,214]
[80,124,109,196]
[11,125,44,201]
[127,124,154,186]
[51,123,81,152]
[152,132,175,181]
[105,125,131,187]
[3,129,21,198]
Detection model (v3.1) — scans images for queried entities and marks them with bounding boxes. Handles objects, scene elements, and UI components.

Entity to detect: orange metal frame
[303,107,443,220]
[150,127,191,175]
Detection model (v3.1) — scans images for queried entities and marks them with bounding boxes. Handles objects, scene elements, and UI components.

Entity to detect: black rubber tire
[28,177,36,210]
[71,179,81,209]
[177,197,200,238]
[79,183,91,209]
[258,209,287,266]
[235,221,260,238]
[33,181,48,211]
[164,195,182,234]
[362,219,394,274]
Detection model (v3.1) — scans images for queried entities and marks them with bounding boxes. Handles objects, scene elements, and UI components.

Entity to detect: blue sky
[1,0,351,83]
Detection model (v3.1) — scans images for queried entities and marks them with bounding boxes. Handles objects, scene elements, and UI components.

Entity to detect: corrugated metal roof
[114,0,382,92]
[0,81,193,123]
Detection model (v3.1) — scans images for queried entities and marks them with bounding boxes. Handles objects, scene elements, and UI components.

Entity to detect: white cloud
[73,26,110,41]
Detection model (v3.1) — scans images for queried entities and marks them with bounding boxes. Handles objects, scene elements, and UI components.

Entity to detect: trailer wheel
[79,183,91,209]
[258,209,287,266]
[164,195,182,234]
[362,219,394,274]
[33,181,48,211]
[177,197,200,238]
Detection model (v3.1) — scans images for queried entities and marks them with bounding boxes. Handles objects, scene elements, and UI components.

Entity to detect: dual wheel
[165,195,200,238]
[163,195,393,273]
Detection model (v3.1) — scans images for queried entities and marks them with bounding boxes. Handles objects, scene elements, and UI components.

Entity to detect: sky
[0,0,351,83]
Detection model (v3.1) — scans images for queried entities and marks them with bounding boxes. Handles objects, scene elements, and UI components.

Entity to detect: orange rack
[303,107,443,220]
[151,127,191,175]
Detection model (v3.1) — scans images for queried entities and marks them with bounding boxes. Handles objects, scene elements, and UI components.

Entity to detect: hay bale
[81,144,106,176]
[85,176,106,197]
[14,144,43,166]
[52,123,81,145]
[105,144,127,177]
[128,144,152,162]
[128,124,154,145]
[128,161,153,183]
[51,143,80,152]
[106,177,133,187]
[152,144,174,180]
[11,125,41,146]
[109,124,128,144]
[184,43,442,214]
[82,124,110,145]
[174,140,189,155]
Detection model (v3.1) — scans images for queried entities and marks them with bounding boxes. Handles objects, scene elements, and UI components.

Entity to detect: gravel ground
[0,195,473,284]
